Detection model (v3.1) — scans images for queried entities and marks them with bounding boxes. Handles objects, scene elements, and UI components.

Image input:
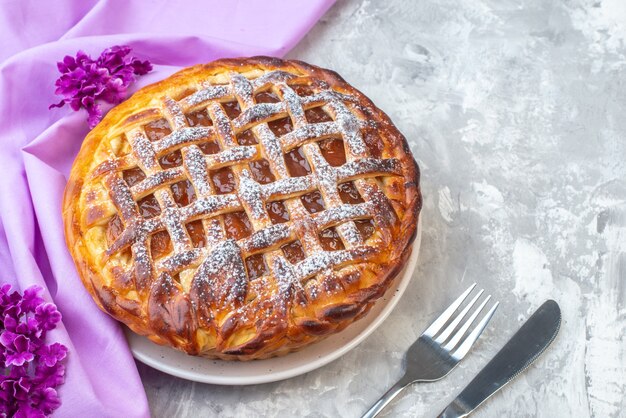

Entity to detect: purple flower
[33,387,61,415]
[0,333,35,367]
[99,77,127,104]
[20,287,44,313]
[0,284,67,416]
[14,404,46,418]
[34,363,65,388]
[50,45,152,128]
[36,343,67,368]
[0,285,22,322]
[34,303,61,332]
[0,376,31,402]
[15,317,42,340]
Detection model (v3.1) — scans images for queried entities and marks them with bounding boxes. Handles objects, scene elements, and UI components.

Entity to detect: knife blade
[437,299,561,418]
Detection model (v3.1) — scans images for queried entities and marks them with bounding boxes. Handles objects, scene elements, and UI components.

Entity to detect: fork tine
[423,283,476,338]
[443,295,491,351]
[451,301,499,360]
[434,289,484,344]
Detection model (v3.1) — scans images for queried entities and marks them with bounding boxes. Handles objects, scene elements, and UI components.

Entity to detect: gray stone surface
[138,0,626,416]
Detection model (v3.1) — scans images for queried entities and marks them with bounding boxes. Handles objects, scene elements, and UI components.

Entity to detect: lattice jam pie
[63,57,422,360]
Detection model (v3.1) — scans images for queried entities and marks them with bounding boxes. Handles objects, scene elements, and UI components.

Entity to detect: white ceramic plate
[126,219,421,385]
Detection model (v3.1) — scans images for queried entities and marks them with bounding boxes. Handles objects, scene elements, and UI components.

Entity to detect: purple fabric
[0,1,334,416]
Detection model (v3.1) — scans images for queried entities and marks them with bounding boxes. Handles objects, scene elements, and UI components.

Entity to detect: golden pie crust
[63,57,421,360]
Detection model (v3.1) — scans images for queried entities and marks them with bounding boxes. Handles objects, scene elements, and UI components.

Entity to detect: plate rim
[128,218,422,385]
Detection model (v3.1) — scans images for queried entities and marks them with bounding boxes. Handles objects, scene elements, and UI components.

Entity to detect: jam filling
[282,240,306,264]
[291,84,314,97]
[223,211,252,240]
[123,167,146,187]
[186,220,206,248]
[319,138,346,167]
[255,91,281,103]
[144,119,172,141]
[237,129,258,145]
[338,182,364,204]
[210,167,236,194]
[304,107,333,123]
[300,191,325,214]
[285,147,311,177]
[355,219,376,240]
[150,230,172,259]
[268,117,293,137]
[222,101,241,119]
[137,194,161,218]
[266,201,290,224]
[249,159,276,184]
[185,109,212,127]
[107,215,124,243]
[245,254,269,280]
[198,141,220,154]
[159,150,183,168]
[319,228,345,251]
[171,180,196,207]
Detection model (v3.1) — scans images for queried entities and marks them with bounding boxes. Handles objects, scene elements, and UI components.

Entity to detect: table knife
[437,299,561,418]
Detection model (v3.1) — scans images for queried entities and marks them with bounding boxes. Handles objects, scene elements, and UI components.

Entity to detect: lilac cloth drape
[0,1,334,416]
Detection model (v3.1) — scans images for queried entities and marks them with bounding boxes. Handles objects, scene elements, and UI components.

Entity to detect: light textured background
[138,0,626,416]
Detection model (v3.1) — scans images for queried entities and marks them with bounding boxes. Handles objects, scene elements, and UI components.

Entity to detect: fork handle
[360,375,414,418]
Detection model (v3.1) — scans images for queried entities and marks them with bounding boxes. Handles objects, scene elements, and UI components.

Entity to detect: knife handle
[361,375,414,418]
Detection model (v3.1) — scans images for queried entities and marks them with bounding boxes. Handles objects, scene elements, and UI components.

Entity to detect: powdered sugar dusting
[314,203,371,227]
[295,247,372,280]
[182,146,211,196]
[301,90,356,108]
[131,168,185,197]
[337,158,401,179]
[163,97,187,130]
[129,129,159,170]
[184,195,241,219]
[192,240,247,303]
[210,146,258,165]
[251,71,296,89]
[271,256,303,297]
[230,73,254,107]
[238,171,266,220]
[327,100,367,157]
[254,124,290,177]
[158,249,203,274]
[280,122,341,150]
[336,222,362,246]
[100,67,401,319]
[307,147,337,196]
[182,85,230,108]
[233,102,286,130]
[262,176,316,199]
[241,224,291,254]
[155,127,213,153]
[160,204,191,252]
[208,103,237,147]
[278,83,307,127]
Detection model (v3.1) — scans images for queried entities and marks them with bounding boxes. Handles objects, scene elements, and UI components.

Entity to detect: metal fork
[361,283,499,418]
